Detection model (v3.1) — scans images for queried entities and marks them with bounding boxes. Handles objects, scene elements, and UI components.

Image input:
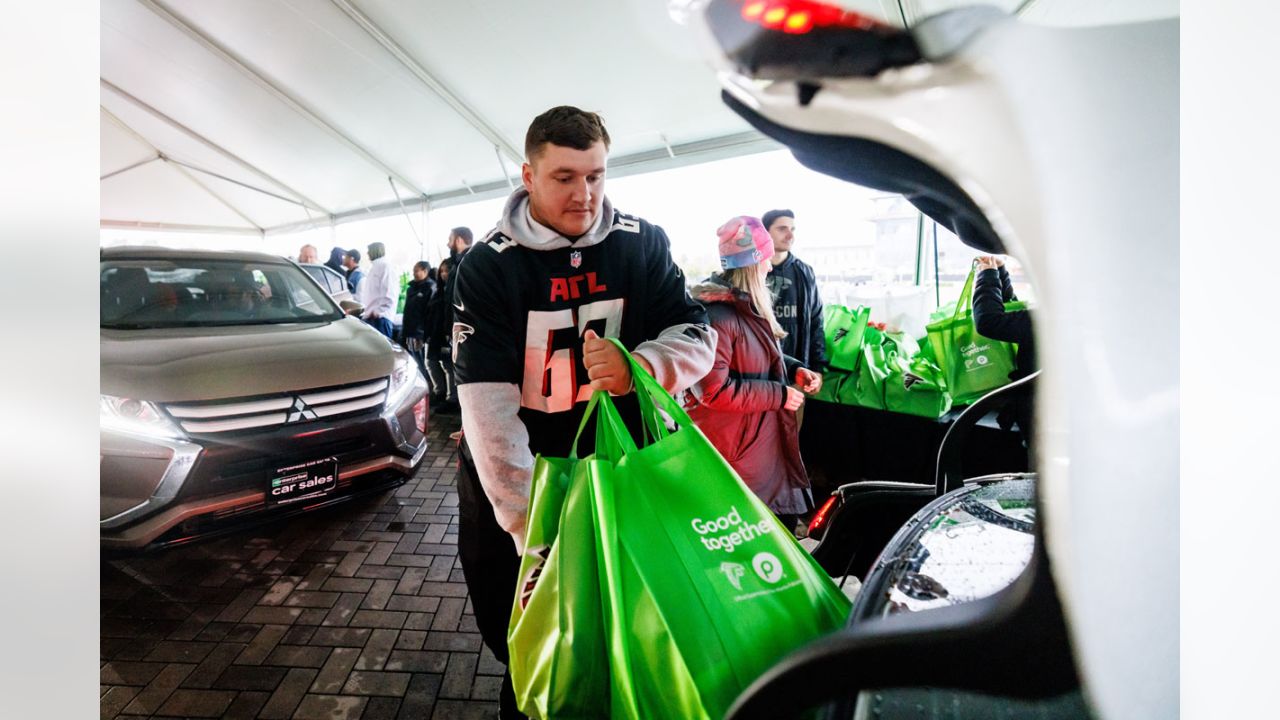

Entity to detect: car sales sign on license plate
[268,457,338,507]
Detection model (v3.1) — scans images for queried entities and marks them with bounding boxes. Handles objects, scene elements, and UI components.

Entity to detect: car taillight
[413,397,428,434]
[739,0,886,35]
[808,493,840,540]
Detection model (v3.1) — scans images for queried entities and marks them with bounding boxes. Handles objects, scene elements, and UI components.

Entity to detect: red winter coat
[685,281,809,515]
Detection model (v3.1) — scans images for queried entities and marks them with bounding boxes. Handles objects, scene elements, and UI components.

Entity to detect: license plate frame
[267,456,339,508]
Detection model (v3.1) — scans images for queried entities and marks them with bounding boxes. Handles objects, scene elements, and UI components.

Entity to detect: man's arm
[973,267,1032,344]
[632,225,716,393]
[451,245,535,551]
[998,265,1017,302]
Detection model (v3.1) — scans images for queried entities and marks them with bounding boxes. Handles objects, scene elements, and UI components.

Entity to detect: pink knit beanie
[716,216,774,270]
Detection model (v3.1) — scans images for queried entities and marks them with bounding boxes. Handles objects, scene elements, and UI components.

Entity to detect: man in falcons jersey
[450,106,715,717]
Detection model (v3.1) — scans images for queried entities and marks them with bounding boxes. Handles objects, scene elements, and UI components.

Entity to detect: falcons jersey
[451,210,707,458]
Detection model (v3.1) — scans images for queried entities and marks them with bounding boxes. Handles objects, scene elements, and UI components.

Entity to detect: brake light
[738,0,886,35]
[808,493,840,539]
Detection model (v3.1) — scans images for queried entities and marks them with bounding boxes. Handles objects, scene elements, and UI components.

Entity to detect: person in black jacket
[762,209,828,373]
[972,255,1037,445]
[423,257,458,414]
[324,247,346,276]
[401,261,434,380]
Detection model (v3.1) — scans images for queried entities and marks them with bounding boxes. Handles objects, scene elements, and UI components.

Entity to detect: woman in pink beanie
[684,216,822,532]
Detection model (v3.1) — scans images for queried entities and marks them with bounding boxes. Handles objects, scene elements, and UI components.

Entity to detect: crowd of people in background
[296,227,476,431]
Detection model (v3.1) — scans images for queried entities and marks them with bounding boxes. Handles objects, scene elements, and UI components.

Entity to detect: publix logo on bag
[691,506,776,554]
[719,552,785,590]
[960,341,992,370]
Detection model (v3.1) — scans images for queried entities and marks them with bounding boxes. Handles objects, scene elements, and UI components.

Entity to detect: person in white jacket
[357,241,397,338]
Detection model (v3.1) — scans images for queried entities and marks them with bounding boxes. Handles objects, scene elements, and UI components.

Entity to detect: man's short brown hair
[524,106,611,162]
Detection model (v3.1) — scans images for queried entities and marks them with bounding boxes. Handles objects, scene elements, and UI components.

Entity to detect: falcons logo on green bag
[517,545,552,610]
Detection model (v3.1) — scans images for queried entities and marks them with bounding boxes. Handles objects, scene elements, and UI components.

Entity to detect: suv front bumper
[101,378,428,549]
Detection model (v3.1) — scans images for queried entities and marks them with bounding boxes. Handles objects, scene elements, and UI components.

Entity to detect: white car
[686,3,1177,719]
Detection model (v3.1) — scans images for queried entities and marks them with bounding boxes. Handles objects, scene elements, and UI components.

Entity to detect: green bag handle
[952,260,979,321]
[568,390,623,461]
[602,337,696,452]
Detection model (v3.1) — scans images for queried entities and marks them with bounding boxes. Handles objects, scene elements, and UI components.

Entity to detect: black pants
[456,438,526,719]
[426,340,456,403]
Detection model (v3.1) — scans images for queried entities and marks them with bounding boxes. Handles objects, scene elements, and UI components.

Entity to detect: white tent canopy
[100,0,1178,238]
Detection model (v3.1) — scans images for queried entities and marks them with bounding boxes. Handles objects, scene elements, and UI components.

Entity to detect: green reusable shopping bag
[592,340,852,720]
[824,304,872,371]
[507,394,621,719]
[836,325,890,410]
[883,350,953,418]
[925,265,1019,405]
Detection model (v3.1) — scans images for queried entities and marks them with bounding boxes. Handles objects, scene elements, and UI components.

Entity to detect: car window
[101,258,343,329]
[324,268,346,295]
[302,265,346,296]
[302,265,325,287]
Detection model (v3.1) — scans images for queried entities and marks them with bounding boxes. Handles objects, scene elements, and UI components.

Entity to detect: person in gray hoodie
[450,105,715,718]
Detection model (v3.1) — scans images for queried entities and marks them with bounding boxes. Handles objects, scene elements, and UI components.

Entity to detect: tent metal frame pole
[102,78,332,217]
[329,0,524,166]
[164,159,266,235]
[263,130,777,236]
[101,107,263,234]
[101,154,161,181]
[163,156,313,209]
[494,146,515,191]
[136,0,429,198]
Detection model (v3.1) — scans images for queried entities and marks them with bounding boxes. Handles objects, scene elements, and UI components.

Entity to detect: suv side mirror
[339,299,364,316]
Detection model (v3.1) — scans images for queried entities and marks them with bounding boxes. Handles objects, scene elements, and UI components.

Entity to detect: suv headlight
[385,352,422,408]
[100,395,186,439]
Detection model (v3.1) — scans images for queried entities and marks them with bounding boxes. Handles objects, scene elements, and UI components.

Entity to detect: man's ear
[521,162,534,193]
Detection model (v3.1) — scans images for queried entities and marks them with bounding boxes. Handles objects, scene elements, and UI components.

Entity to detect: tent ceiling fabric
[100,0,764,235]
[100,0,1179,236]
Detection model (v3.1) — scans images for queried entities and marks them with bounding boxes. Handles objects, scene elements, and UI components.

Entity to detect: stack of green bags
[815,308,953,418]
[816,273,1023,417]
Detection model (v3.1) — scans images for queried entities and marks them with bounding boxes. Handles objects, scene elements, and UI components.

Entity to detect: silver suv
[100,246,429,548]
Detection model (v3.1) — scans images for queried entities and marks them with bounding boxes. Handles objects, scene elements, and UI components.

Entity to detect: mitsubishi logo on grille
[286,396,318,423]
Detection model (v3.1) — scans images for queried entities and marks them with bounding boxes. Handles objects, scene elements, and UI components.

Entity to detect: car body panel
[101,317,394,401]
[695,7,1178,719]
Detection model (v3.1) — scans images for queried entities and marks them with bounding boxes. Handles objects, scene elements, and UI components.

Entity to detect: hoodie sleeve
[457,383,533,552]
[451,244,535,551]
[631,224,716,393]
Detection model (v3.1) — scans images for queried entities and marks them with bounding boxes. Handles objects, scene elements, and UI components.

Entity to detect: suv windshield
[100,258,345,329]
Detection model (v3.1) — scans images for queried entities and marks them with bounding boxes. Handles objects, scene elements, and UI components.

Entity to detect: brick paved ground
[100,411,502,720]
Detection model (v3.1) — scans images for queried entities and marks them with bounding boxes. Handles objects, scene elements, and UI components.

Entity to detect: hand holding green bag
[925,263,1019,405]
[592,339,852,720]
